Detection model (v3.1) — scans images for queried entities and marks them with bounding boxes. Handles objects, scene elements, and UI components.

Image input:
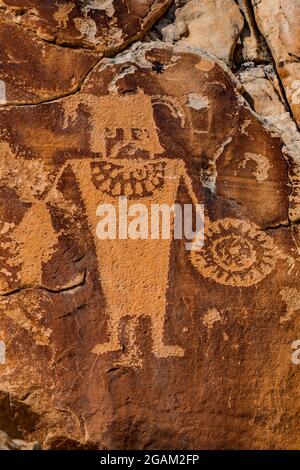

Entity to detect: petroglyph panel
[0,43,298,449]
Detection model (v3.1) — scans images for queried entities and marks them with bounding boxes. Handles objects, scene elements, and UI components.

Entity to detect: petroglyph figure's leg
[115,316,143,368]
[152,310,184,359]
[92,312,122,355]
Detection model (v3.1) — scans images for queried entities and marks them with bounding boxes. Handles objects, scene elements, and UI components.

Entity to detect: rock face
[0,17,99,105]
[234,0,270,63]
[0,0,300,452]
[251,0,300,125]
[0,0,174,103]
[237,62,300,221]
[0,0,173,53]
[159,0,244,64]
[0,430,39,450]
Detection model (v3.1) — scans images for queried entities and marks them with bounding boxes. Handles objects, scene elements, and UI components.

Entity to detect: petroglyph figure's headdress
[88,90,186,157]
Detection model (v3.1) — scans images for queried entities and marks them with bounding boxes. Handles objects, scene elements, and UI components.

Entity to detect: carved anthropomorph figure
[56,90,203,367]
[45,88,279,368]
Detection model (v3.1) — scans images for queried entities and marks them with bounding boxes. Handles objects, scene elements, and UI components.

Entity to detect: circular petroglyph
[191,218,278,287]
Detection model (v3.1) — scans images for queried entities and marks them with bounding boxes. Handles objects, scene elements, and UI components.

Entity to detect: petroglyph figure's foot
[153,343,185,358]
[92,316,122,356]
[92,342,122,355]
[112,316,143,368]
[114,351,143,369]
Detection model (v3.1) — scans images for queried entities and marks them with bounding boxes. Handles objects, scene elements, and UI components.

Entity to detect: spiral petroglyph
[191,218,278,287]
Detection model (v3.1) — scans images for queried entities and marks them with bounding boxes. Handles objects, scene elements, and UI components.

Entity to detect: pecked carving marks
[0,294,52,346]
[191,218,280,287]
[0,0,173,53]
[67,157,195,367]
[91,160,167,198]
[240,152,271,184]
[0,42,297,448]
[280,287,300,323]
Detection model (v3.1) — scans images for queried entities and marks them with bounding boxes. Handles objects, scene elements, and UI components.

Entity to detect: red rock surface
[0,0,173,52]
[0,1,300,451]
[251,0,300,126]
[0,17,99,104]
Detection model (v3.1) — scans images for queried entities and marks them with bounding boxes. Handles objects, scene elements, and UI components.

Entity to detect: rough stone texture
[0,0,173,53]
[237,62,300,222]
[0,429,39,450]
[0,0,300,452]
[235,0,270,64]
[157,0,244,64]
[237,63,285,116]
[1,40,300,449]
[0,18,99,105]
[251,0,300,126]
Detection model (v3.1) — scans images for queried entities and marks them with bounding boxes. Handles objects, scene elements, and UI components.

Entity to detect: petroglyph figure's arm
[44,161,71,203]
[179,160,201,207]
[178,160,205,252]
[44,159,94,203]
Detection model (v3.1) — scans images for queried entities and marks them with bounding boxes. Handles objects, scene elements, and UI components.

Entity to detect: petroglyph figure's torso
[72,157,185,318]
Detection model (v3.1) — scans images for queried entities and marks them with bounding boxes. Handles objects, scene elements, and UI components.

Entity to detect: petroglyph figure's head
[88,90,185,159]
